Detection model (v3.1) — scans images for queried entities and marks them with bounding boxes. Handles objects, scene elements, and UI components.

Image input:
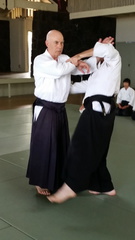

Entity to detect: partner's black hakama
[26,99,70,193]
[64,95,116,193]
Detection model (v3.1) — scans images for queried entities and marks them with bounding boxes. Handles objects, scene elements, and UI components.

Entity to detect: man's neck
[47,49,58,61]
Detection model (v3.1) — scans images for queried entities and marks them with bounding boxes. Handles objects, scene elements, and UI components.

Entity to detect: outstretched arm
[67,36,114,65]
[67,49,93,66]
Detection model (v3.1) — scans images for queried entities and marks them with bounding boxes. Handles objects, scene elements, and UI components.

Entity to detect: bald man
[26,30,89,196]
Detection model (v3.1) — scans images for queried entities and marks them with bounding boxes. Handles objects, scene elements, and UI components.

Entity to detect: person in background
[116,78,135,116]
[131,96,135,120]
[26,30,90,196]
[47,36,121,203]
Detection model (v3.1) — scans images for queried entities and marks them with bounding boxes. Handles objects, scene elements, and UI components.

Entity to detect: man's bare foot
[89,189,116,196]
[36,186,50,196]
[47,183,76,203]
[103,189,116,196]
[89,190,101,195]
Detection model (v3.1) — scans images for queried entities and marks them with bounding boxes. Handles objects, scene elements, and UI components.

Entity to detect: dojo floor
[0,96,135,240]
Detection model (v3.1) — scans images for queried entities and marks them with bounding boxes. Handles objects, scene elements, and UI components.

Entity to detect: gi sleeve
[128,89,135,106]
[70,80,88,94]
[72,57,97,76]
[133,94,135,111]
[34,55,76,78]
[116,89,122,104]
[93,42,121,67]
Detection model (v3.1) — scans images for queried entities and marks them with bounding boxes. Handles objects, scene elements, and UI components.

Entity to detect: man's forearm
[74,48,94,60]
[73,37,114,60]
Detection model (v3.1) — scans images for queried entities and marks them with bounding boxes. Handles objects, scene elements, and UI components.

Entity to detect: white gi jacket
[34,49,76,103]
[70,42,122,113]
[133,97,135,111]
[33,49,93,119]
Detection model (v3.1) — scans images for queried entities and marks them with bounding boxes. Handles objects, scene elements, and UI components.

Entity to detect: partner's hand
[98,36,114,45]
[77,61,90,73]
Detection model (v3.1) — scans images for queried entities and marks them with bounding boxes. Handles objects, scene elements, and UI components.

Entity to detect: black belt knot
[84,95,114,116]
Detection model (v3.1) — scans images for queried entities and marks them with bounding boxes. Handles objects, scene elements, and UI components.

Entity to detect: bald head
[45,30,64,60]
[46,30,63,41]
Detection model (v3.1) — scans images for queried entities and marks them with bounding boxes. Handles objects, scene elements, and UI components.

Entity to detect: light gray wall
[10,18,32,72]
[0,82,34,97]
[116,15,135,88]
[68,0,135,12]
[116,42,135,88]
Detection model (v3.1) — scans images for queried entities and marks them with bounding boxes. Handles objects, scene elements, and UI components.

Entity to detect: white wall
[0,82,34,97]
[116,15,135,88]
[116,15,135,42]
[1,18,34,97]
[10,18,32,72]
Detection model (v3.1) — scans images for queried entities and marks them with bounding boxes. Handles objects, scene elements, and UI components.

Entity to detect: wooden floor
[0,94,84,110]
[0,95,36,110]
[0,72,34,110]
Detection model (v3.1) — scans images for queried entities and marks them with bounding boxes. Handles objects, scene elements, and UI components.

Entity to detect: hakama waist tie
[84,94,115,116]
[33,98,65,113]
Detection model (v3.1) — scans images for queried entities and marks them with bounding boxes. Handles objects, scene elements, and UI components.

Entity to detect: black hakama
[26,98,70,193]
[131,111,135,120]
[64,95,116,193]
[116,100,133,116]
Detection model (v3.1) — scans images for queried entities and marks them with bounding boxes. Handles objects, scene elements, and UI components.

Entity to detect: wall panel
[68,0,135,12]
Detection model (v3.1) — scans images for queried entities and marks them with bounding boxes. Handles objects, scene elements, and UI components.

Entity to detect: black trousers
[63,95,115,193]
[131,111,135,120]
[26,99,70,193]
[116,100,132,116]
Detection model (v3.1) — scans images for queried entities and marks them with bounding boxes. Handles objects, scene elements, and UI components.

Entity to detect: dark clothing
[64,95,115,193]
[116,100,132,116]
[131,111,135,120]
[26,99,70,193]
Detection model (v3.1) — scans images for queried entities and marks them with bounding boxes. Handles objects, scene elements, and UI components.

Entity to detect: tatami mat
[0,103,135,240]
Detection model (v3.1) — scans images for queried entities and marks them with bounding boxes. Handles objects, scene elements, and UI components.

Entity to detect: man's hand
[118,104,123,109]
[66,57,90,73]
[98,37,114,45]
[118,104,129,109]
[77,61,90,73]
[122,105,129,109]
[66,55,80,66]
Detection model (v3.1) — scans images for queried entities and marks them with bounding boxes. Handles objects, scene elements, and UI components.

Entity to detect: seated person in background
[116,78,135,116]
[131,96,135,120]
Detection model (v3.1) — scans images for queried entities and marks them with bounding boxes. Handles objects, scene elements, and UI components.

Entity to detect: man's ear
[45,40,48,47]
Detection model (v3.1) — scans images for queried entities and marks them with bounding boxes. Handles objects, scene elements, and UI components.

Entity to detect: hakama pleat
[26,99,70,193]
